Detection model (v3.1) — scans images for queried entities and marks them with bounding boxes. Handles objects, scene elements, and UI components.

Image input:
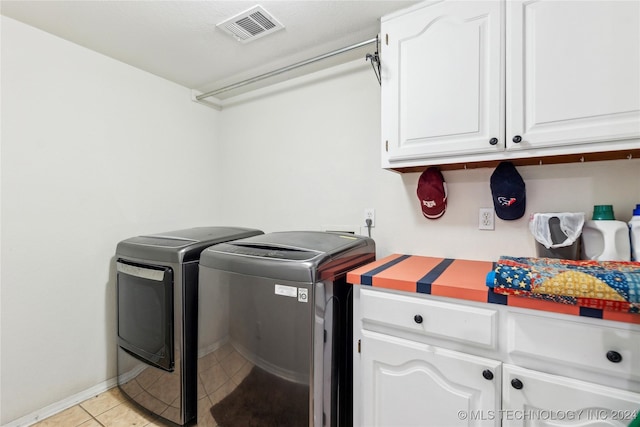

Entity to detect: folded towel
[488,256,640,313]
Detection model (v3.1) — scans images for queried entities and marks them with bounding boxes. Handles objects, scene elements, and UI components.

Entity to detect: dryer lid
[116,227,264,263]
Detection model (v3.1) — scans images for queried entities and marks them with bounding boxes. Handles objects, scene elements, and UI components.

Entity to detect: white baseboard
[4,341,232,427]
[2,378,118,427]
[197,336,229,359]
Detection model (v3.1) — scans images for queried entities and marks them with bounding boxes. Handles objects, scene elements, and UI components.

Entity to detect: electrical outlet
[364,208,375,227]
[479,208,494,230]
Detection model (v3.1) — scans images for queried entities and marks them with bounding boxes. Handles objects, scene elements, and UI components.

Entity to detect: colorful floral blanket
[487,256,640,313]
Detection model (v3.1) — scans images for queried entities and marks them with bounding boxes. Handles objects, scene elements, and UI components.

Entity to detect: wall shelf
[386,148,640,173]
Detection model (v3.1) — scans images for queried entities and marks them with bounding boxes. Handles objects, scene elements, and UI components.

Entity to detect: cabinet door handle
[512,135,522,143]
[489,138,498,145]
[511,378,524,390]
[413,314,423,324]
[482,369,494,380]
[606,350,623,363]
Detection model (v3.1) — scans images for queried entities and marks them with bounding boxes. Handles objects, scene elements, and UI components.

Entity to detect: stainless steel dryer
[198,231,375,427]
[116,226,263,426]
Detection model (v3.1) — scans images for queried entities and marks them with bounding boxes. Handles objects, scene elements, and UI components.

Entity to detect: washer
[198,231,375,426]
[116,226,263,426]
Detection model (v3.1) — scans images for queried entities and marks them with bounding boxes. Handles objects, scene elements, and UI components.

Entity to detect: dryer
[116,226,263,426]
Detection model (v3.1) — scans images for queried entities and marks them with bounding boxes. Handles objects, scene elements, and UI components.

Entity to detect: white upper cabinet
[381,1,505,165]
[381,0,640,171]
[507,0,640,151]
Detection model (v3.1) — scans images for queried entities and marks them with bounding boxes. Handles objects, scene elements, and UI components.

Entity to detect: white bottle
[582,220,631,261]
[629,204,640,261]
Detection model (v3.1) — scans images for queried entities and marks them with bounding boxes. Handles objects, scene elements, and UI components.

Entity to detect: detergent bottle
[581,205,631,261]
[629,204,640,261]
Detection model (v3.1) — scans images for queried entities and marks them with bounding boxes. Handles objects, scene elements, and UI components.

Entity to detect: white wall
[0,17,220,424]
[217,61,640,260]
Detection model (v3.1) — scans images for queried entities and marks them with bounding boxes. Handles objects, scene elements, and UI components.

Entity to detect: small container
[534,215,581,260]
[592,205,615,220]
[629,204,640,261]
[581,220,631,261]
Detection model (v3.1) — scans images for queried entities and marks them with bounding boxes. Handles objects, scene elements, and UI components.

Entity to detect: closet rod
[195,37,377,100]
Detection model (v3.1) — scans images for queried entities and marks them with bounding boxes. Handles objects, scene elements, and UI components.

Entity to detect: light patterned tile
[231,361,253,386]
[143,418,171,427]
[195,396,217,427]
[213,343,234,362]
[33,405,91,427]
[95,402,155,427]
[196,375,207,400]
[219,350,247,378]
[200,364,230,395]
[208,380,236,406]
[80,387,127,417]
[197,351,219,374]
[78,419,103,427]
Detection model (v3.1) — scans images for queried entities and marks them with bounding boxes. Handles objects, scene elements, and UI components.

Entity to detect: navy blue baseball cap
[490,162,526,220]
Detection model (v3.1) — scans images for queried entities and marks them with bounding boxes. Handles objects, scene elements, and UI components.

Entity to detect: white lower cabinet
[503,364,640,427]
[355,288,640,427]
[361,330,501,427]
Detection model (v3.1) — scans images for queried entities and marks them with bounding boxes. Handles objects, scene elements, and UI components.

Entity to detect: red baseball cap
[417,167,447,219]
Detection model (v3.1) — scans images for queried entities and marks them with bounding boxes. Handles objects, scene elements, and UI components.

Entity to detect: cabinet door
[503,364,640,427]
[507,0,640,151]
[361,330,501,427]
[381,1,504,167]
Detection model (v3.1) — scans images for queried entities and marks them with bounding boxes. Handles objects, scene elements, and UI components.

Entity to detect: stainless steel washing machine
[116,226,263,426]
[198,231,375,427]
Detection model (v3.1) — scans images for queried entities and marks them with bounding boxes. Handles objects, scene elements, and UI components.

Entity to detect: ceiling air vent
[217,5,284,43]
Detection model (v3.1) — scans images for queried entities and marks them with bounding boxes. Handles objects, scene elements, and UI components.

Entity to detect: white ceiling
[1,1,419,101]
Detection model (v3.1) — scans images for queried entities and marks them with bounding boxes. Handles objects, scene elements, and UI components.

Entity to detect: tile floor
[32,342,252,426]
[32,388,165,427]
